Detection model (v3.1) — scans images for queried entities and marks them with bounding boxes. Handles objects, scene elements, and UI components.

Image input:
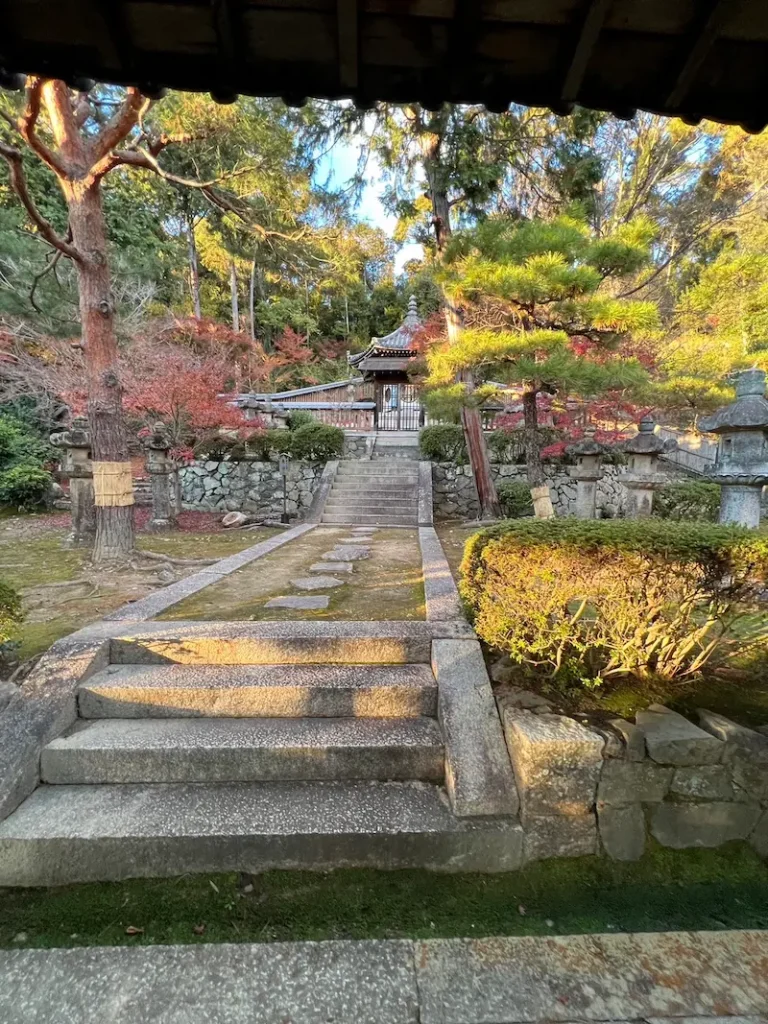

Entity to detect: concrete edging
[418,461,433,525]
[1,930,766,1024]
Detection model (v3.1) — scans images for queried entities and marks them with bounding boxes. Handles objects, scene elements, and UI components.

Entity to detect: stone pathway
[1,930,766,1023]
[265,528,378,616]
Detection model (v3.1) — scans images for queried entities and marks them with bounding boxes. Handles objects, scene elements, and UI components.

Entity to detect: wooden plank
[666,0,732,109]
[337,0,358,88]
[561,0,614,104]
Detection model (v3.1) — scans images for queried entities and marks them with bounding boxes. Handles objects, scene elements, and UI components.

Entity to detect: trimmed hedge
[654,481,721,522]
[461,519,768,689]
[419,424,466,463]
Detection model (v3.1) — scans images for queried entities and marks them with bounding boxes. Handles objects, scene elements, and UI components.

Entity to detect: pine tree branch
[90,87,146,163]
[0,139,83,261]
[17,77,69,178]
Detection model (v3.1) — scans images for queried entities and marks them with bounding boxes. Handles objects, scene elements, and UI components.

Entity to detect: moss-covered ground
[1,843,766,948]
[158,525,425,622]
[0,514,272,661]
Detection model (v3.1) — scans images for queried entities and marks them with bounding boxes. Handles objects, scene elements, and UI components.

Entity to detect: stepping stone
[338,537,373,544]
[291,576,345,591]
[322,546,370,561]
[310,562,354,574]
[264,595,330,610]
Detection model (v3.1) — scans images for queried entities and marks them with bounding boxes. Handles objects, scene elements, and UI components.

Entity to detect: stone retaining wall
[499,696,768,862]
[433,463,629,519]
[179,460,323,517]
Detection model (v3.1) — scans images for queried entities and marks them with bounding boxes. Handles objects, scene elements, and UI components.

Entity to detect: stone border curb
[1,930,766,1024]
[103,523,317,622]
[418,527,465,622]
[418,461,434,525]
[305,460,339,522]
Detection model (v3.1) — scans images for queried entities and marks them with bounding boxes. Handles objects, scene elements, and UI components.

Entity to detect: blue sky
[316,139,423,275]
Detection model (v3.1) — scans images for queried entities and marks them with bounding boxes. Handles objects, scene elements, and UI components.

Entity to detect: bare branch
[90,86,145,163]
[0,139,82,261]
[29,247,65,313]
[17,77,69,177]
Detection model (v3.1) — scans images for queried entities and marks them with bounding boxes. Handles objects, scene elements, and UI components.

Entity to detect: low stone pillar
[621,415,676,518]
[144,422,175,531]
[699,368,768,528]
[50,416,95,547]
[567,426,604,519]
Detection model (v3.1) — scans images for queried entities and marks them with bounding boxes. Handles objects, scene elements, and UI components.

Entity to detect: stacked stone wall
[499,697,768,862]
[179,460,323,518]
[433,463,629,519]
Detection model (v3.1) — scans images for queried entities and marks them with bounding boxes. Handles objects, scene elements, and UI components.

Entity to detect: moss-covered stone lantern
[50,415,95,546]
[566,426,604,519]
[622,415,676,518]
[699,368,768,528]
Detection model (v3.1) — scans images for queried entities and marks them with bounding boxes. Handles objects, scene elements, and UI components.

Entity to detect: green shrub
[245,430,293,461]
[486,428,523,464]
[461,519,768,689]
[419,424,466,463]
[654,481,721,522]
[0,461,52,511]
[497,480,534,518]
[0,580,23,659]
[287,410,314,431]
[288,422,344,461]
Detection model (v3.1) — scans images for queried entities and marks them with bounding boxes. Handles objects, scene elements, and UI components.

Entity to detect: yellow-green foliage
[461,520,768,689]
[0,581,22,654]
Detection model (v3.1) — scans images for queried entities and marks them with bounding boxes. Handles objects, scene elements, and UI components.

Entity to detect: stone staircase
[0,623,520,885]
[321,460,420,526]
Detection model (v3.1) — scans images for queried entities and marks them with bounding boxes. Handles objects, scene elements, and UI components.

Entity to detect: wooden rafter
[665,0,731,110]
[336,0,358,91]
[561,0,614,105]
[95,0,136,76]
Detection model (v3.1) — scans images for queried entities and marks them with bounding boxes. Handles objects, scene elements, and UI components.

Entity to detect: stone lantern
[144,422,175,531]
[699,368,768,528]
[50,415,95,546]
[567,426,604,519]
[622,415,676,518]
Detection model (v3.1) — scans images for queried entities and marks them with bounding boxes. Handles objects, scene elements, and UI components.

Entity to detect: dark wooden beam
[561,0,614,105]
[666,0,731,110]
[447,0,484,101]
[337,0,358,91]
[211,0,240,101]
[94,0,136,77]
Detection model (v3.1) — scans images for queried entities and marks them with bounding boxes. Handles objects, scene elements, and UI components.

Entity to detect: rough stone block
[731,758,768,802]
[598,803,646,861]
[636,707,724,766]
[503,710,603,815]
[309,561,354,574]
[650,801,761,849]
[670,765,734,802]
[698,709,768,763]
[522,810,597,861]
[597,760,673,805]
[322,546,370,561]
[609,717,646,761]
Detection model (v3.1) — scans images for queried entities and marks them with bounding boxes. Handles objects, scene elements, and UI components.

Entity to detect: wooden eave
[2,1,768,131]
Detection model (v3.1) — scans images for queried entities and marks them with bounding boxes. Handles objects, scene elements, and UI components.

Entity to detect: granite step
[322,513,418,526]
[110,622,435,666]
[0,780,524,885]
[41,717,445,785]
[329,486,417,497]
[78,663,438,719]
[336,466,419,478]
[325,499,418,512]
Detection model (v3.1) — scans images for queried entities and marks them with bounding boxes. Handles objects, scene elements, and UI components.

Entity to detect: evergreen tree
[426,214,659,513]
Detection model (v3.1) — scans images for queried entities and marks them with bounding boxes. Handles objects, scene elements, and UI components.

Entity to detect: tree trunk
[522,389,554,518]
[249,254,257,340]
[187,219,201,319]
[230,262,240,332]
[422,131,501,519]
[69,183,135,560]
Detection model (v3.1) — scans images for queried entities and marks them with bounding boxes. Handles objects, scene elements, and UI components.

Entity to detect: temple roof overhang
[3,1,768,131]
[354,356,414,373]
[348,295,421,374]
